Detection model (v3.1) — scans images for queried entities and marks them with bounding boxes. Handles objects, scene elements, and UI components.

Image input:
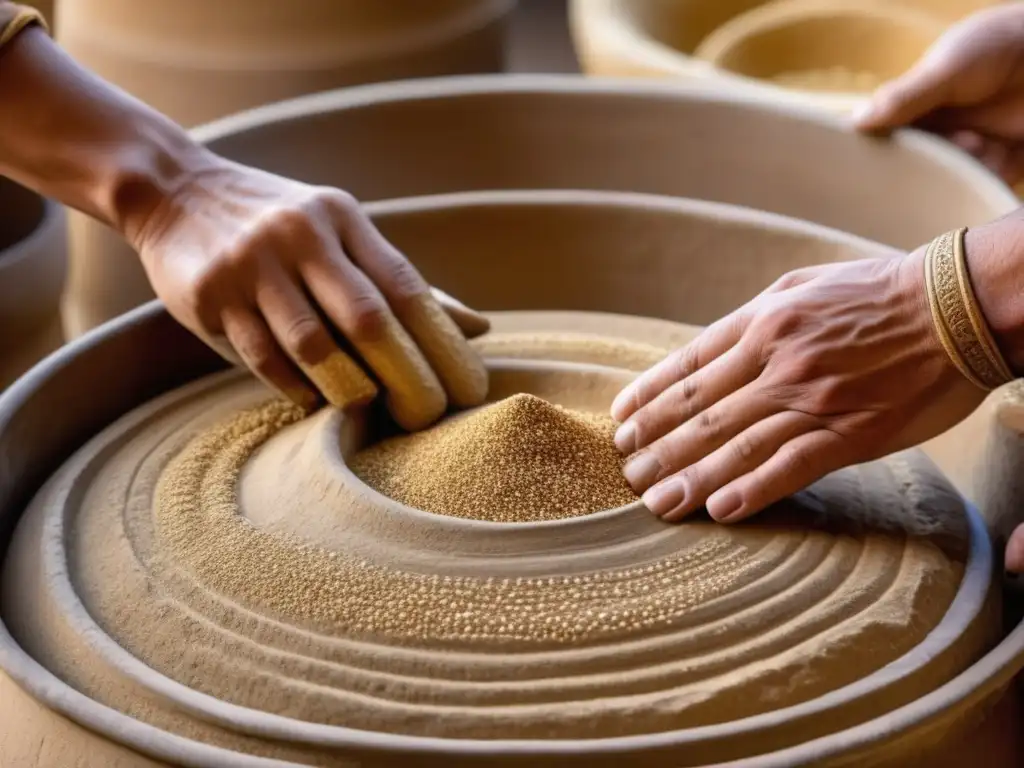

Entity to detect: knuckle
[777,443,816,479]
[264,206,312,240]
[346,294,389,341]
[678,375,700,418]
[379,258,427,303]
[732,434,758,463]
[676,465,703,496]
[183,267,228,328]
[327,188,358,213]
[696,408,721,442]
[280,315,325,361]
[237,337,276,377]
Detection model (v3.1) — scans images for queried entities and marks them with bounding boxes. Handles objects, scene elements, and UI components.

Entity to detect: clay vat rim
[0,299,1009,767]
[692,0,945,98]
[360,187,902,259]
[56,0,516,71]
[188,73,1019,215]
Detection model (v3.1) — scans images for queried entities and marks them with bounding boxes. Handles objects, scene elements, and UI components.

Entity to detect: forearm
[0,13,212,241]
[964,216,1024,374]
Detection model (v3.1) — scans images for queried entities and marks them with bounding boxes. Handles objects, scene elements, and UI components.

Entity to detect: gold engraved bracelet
[0,5,48,50]
[924,227,1015,390]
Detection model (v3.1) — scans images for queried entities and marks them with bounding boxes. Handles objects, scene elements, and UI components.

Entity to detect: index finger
[330,194,489,409]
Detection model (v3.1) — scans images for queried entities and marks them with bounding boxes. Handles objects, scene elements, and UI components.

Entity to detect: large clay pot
[55,0,516,339]
[61,75,1018,338]
[0,177,66,392]
[1,190,1023,767]
[569,0,1003,110]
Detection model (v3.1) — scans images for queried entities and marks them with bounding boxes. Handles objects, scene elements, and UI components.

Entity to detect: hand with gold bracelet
[0,3,488,430]
[612,223,1024,570]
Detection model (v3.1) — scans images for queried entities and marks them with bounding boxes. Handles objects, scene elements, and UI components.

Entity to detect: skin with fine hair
[613,4,1024,574]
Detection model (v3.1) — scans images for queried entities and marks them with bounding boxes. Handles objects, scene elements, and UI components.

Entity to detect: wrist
[963,223,1024,375]
[0,27,217,246]
[98,120,217,247]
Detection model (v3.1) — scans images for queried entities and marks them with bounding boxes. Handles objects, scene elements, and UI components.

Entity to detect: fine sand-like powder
[771,67,881,92]
[349,393,638,522]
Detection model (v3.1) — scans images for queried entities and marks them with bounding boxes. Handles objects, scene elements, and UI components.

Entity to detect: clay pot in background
[569,0,1001,104]
[55,0,516,338]
[693,0,944,112]
[0,178,66,391]
[61,75,1017,337]
[192,77,1016,250]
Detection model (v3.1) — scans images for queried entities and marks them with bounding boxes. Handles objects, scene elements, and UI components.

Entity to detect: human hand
[126,155,489,431]
[853,3,1024,185]
[610,252,985,527]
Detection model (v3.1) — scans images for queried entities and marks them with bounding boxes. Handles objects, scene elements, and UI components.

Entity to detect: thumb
[853,59,952,133]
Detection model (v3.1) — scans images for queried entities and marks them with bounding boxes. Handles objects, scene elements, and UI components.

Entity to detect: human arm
[0,3,488,430]
[610,216,1024,571]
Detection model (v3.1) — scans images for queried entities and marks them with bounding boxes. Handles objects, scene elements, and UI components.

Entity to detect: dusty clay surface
[0,311,991,767]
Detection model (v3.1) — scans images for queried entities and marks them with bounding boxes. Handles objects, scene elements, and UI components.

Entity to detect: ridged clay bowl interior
[568,0,1004,111]
[0,177,66,391]
[62,75,1019,338]
[2,191,1023,767]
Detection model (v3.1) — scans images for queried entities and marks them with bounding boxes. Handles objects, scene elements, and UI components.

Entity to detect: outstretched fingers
[611,311,750,425]
[704,430,852,523]
[641,411,819,521]
[614,345,762,455]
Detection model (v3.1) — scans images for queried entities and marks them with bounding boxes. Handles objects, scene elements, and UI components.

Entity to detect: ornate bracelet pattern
[924,227,1015,391]
[0,5,47,50]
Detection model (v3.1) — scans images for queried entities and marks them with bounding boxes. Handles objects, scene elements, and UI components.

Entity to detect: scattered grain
[349,393,638,522]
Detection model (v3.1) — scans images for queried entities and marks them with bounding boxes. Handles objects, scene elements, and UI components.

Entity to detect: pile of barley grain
[349,393,638,523]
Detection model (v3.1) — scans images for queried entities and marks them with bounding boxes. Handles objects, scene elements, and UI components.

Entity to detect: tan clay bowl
[692,0,944,111]
[62,75,1018,338]
[0,177,66,392]
[569,0,1002,110]
[2,191,1023,767]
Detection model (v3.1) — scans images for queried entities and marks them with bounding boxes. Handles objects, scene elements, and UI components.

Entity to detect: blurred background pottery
[57,75,1019,338]
[0,177,66,391]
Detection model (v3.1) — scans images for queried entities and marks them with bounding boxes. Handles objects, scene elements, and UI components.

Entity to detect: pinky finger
[705,430,850,524]
[222,307,319,411]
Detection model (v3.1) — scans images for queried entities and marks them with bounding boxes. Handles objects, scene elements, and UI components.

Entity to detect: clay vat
[569,0,1002,110]
[2,191,1023,767]
[0,177,66,392]
[61,75,1018,337]
[692,0,944,110]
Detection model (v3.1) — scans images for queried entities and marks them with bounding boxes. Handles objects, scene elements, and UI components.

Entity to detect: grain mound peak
[349,393,638,522]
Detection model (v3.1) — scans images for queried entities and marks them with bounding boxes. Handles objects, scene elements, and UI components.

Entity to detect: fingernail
[851,101,875,125]
[642,478,686,517]
[614,420,637,454]
[623,452,662,493]
[708,490,742,522]
[610,385,637,422]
